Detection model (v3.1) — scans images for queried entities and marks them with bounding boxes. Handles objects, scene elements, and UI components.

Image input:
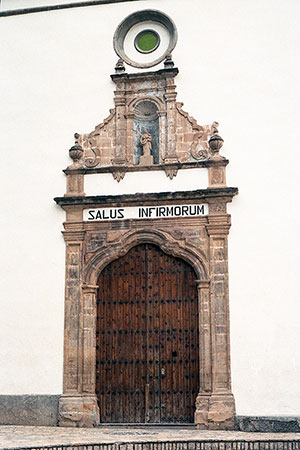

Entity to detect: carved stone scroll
[64,66,228,183]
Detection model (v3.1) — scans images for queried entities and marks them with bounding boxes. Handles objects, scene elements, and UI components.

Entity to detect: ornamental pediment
[67,62,226,181]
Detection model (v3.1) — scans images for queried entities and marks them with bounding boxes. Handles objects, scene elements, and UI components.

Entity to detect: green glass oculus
[134,29,160,54]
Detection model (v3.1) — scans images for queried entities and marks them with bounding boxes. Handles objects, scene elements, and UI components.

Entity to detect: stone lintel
[54,187,238,208]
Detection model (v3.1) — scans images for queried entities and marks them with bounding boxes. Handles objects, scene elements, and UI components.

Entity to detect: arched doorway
[96,243,199,423]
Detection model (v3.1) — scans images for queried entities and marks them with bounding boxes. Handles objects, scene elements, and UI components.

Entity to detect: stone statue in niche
[139,130,153,165]
[133,100,159,165]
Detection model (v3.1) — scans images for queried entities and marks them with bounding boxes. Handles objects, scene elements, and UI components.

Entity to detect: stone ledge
[1,436,300,450]
[236,415,300,433]
[54,187,238,207]
[63,160,229,176]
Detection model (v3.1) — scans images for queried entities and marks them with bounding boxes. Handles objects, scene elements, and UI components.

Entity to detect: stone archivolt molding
[84,228,209,286]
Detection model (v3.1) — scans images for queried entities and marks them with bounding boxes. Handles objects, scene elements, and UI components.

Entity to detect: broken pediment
[67,59,227,181]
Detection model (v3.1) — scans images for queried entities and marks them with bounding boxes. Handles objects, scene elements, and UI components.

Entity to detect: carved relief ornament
[65,61,227,181]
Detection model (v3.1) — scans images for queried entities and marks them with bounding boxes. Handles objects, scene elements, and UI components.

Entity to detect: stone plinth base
[58,395,100,427]
[195,393,236,430]
[0,395,59,426]
[140,155,153,165]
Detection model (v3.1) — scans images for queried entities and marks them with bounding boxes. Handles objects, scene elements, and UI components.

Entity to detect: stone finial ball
[69,144,83,162]
[209,134,224,152]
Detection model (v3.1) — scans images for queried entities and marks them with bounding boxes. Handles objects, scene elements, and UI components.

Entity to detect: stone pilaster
[208,164,227,188]
[195,280,212,429]
[59,228,84,426]
[205,215,236,429]
[58,228,99,427]
[164,76,178,162]
[113,81,127,164]
[125,111,134,163]
[79,285,100,426]
[65,173,85,197]
[158,111,167,162]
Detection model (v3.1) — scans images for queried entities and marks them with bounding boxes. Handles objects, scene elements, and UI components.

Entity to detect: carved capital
[206,224,231,236]
[125,112,135,119]
[165,93,177,103]
[82,284,98,295]
[158,111,167,117]
[114,97,126,107]
[195,279,210,290]
[208,200,227,215]
[63,230,85,242]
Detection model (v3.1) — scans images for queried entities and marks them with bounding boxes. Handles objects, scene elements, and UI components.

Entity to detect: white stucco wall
[0,0,300,415]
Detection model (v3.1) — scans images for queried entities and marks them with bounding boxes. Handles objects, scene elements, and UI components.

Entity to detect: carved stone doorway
[96,243,199,423]
[55,188,238,429]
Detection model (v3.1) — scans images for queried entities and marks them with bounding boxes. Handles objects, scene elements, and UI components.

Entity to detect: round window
[113,10,178,69]
[134,29,160,54]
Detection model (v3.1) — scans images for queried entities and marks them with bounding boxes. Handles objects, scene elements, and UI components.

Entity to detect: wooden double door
[96,243,199,423]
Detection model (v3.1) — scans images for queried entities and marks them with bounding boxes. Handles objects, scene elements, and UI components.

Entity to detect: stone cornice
[111,68,179,83]
[0,0,142,17]
[63,160,229,176]
[54,187,238,208]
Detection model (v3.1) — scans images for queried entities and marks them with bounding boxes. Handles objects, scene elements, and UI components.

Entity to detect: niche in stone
[133,100,159,165]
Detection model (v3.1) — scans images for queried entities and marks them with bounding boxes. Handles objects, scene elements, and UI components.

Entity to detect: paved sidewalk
[0,426,299,450]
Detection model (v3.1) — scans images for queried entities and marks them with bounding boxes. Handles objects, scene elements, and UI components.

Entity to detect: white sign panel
[84,204,208,222]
